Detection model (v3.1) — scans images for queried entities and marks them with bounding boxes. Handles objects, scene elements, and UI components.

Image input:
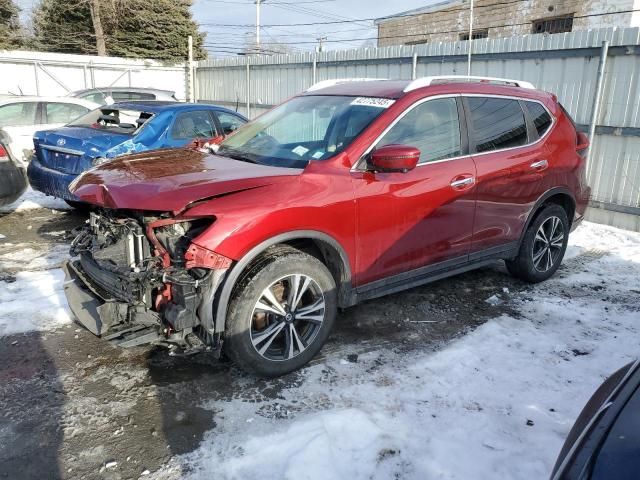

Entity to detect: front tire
[224,246,337,377]
[505,204,569,283]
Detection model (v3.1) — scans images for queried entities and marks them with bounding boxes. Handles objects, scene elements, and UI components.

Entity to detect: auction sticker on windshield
[350,97,395,108]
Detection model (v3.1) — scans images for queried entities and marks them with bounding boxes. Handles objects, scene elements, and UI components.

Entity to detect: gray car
[68,87,178,104]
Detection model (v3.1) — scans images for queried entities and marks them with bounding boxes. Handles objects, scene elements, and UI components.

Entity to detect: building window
[405,38,428,46]
[532,15,574,34]
[460,29,489,41]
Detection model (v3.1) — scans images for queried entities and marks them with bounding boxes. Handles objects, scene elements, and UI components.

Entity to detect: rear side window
[171,110,216,139]
[378,97,462,164]
[111,91,156,101]
[525,101,553,137]
[467,97,528,153]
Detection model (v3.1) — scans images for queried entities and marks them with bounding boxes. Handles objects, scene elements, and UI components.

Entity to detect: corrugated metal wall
[0,50,188,100]
[196,27,640,226]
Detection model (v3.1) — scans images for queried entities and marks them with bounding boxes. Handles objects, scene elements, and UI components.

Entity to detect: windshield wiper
[219,148,260,165]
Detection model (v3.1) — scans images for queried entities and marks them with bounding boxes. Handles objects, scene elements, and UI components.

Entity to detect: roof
[303,80,412,99]
[301,78,549,103]
[0,96,99,108]
[374,0,464,24]
[71,86,175,95]
[105,101,244,116]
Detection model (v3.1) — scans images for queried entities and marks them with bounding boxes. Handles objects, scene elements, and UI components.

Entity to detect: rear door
[353,95,477,287]
[465,95,553,256]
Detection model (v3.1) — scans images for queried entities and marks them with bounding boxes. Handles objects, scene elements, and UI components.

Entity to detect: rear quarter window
[524,101,553,137]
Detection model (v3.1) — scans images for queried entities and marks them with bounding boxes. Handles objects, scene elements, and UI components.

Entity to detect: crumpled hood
[71,148,302,213]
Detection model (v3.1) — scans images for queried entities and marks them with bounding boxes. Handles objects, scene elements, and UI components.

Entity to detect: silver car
[69,87,178,104]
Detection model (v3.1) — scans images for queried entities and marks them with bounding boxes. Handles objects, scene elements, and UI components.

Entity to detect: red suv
[63,76,590,376]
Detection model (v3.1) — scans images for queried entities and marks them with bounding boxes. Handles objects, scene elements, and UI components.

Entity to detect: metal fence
[196,27,640,230]
[0,50,188,99]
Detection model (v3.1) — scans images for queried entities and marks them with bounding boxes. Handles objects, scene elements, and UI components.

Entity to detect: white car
[0,96,99,167]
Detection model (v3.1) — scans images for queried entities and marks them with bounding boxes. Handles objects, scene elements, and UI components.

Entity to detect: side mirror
[369,144,420,173]
[576,132,590,151]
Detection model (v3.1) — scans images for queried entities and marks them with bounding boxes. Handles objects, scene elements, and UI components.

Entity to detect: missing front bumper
[62,260,161,346]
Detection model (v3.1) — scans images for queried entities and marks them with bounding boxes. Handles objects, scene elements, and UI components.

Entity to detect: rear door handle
[530,159,548,170]
[450,177,475,189]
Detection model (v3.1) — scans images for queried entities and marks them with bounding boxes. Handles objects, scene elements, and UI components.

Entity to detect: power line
[202,8,640,46]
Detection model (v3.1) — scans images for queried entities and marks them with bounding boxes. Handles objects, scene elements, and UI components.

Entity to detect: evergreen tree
[0,0,24,50]
[32,0,206,61]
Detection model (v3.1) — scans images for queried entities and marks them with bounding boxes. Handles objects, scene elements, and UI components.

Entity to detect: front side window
[377,97,461,164]
[525,101,553,137]
[217,95,390,168]
[68,107,154,135]
[0,102,38,127]
[467,97,528,153]
[45,102,90,124]
[171,111,217,139]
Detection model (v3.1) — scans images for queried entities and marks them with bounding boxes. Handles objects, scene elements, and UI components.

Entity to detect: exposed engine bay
[63,211,228,354]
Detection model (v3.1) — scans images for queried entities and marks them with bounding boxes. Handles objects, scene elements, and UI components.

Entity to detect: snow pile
[159,222,640,480]
[0,186,69,213]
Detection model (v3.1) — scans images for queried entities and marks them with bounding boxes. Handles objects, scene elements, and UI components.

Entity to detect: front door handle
[450,177,475,189]
[530,159,548,170]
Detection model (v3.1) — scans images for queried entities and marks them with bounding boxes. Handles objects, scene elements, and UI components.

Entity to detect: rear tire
[505,204,569,283]
[224,246,337,377]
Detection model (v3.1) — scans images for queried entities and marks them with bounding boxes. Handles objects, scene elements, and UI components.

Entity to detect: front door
[352,96,477,287]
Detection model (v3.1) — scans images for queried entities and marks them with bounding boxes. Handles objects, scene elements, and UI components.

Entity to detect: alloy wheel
[250,274,326,361]
[532,216,565,272]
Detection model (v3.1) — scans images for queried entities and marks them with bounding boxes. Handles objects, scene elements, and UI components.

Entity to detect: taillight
[576,132,590,158]
[0,144,8,161]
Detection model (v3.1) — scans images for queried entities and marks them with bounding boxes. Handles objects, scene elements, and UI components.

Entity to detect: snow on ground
[0,186,69,213]
[153,222,640,480]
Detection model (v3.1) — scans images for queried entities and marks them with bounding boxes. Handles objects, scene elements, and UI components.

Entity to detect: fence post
[587,40,609,165]
[246,59,251,118]
[33,62,40,95]
[312,56,317,85]
[411,52,418,80]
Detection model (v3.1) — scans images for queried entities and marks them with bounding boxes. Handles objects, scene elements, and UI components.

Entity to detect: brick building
[375,0,640,47]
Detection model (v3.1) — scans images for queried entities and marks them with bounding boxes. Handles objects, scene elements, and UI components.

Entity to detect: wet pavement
[0,206,592,479]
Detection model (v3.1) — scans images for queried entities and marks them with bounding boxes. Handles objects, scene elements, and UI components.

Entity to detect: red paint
[184,244,233,270]
[71,80,590,288]
[369,144,420,172]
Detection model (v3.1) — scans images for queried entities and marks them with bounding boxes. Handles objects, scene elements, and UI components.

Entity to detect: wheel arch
[213,230,354,334]
[517,187,576,250]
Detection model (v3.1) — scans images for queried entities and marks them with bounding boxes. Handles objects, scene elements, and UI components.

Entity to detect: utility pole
[316,36,327,53]
[88,0,106,56]
[467,0,474,77]
[188,35,194,102]
[255,0,262,53]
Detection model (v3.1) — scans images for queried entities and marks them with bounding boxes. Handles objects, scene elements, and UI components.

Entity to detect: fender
[212,230,354,334]
[516,186,576,252]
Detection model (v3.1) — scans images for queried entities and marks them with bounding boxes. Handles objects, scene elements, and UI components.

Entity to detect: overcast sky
[15,0,437,57]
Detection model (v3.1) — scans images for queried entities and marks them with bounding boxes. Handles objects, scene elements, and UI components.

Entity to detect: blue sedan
[28,102,247,206]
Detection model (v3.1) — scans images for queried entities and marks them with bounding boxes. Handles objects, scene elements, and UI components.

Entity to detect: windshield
[68,107,154,135]
[217,95,393,167]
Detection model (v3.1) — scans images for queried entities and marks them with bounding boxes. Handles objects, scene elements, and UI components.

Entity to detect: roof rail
[306,78,387,92]
[403,76,535,92]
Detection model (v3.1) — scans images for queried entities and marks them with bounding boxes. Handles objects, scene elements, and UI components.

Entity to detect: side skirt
[353,242,518,303]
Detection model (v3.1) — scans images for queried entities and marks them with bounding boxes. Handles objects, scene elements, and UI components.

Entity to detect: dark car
[0,131,27,207]
[62,76,590,376]
[551,360,640,480]
[27,101,247,206]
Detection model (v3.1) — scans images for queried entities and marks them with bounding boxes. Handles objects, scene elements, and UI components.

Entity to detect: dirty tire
[506,204,569,283]
[225,246,337,377]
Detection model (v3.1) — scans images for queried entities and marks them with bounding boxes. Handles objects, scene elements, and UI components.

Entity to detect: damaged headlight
[153,218,214,264]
